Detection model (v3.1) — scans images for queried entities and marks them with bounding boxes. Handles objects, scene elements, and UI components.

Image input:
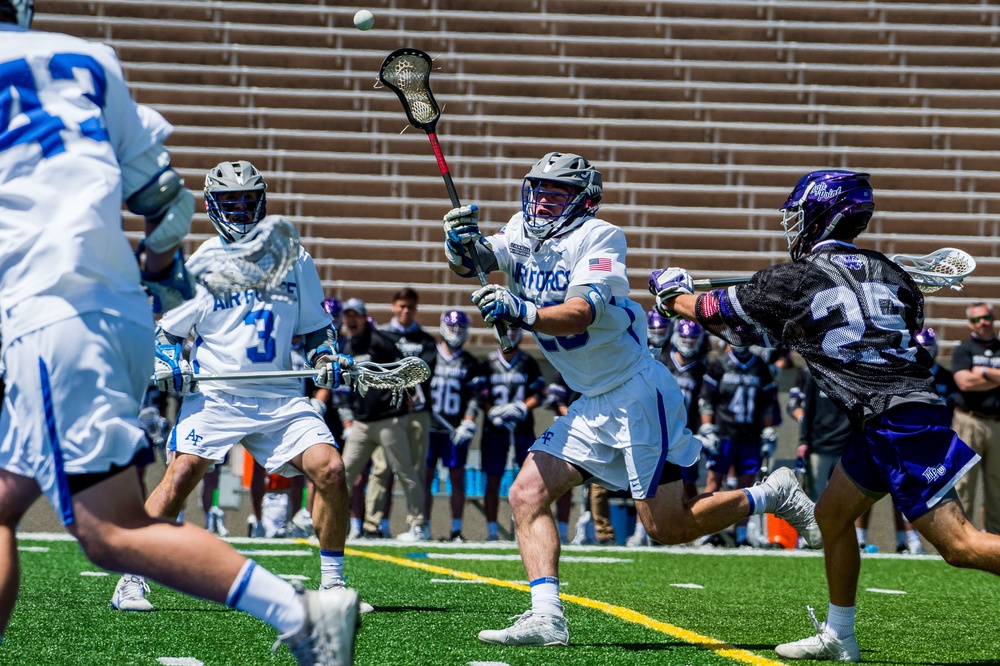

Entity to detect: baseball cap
[343,297,367,315]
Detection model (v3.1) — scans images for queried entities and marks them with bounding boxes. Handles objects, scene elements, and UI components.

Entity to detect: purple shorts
[705,437,761,477]
[481,430,534,477]
[426,430,469,470]
[840,403,979,522]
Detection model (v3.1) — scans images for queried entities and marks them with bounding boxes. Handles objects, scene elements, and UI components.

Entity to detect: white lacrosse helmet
[440,310,470,348]
[204,160,268,243]
[1,0,33,28]
[521,152,602,240]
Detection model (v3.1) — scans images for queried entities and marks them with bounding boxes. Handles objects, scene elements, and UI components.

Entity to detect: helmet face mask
[506,324,523,348]
[780,170,874,261]
[521,152,602,240]
[204,161,268,243]
[440,310,470,349]
[647,308,670,348]
[670,319,706,359]
[914,327,938,361]
[1,0,33,28]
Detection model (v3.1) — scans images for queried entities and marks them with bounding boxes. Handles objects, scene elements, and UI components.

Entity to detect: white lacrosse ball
[353,9,375,30]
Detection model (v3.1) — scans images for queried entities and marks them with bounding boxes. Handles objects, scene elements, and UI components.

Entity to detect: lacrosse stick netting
[888,247,976,294]
[377,49,440,131]
[352,357,431,407]
[186,215,300,297]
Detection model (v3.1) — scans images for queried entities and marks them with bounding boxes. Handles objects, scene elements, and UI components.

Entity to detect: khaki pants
[341,415,425,534]
[364,411,430,534]
[589,483,615,543]
[953,409,1000,534]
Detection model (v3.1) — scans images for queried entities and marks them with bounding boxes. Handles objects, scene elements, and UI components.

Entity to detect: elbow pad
[567,283,610,326]
[128,168,194,254]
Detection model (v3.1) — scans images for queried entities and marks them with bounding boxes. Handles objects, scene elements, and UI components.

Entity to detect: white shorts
[0,314,154,524]
[530,361,700,499]
[169,390,337,477]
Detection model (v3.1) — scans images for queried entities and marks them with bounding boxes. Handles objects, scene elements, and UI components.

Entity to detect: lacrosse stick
[195,357,432,408]
[691,247,976,294]
[186,215,300,298]
[377,47,513,353]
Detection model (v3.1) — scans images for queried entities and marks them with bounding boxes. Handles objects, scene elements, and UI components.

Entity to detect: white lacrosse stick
[691,247,976,294]
[186,215,300,297]
[195,357,432,408]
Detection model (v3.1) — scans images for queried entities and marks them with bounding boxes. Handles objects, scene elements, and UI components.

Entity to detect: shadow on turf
[364,605,448,613]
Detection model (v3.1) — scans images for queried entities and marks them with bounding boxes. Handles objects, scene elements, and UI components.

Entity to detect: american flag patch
[589,257,612,272]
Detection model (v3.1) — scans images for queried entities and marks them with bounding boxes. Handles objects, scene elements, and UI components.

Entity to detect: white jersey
[0,27,171,342]
[159,238,331,398]
[488,213,649,396]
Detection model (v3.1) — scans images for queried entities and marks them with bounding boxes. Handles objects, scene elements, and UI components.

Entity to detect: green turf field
[5,534,999,665]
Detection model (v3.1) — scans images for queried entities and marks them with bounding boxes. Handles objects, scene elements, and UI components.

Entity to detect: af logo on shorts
[185,430,204,445]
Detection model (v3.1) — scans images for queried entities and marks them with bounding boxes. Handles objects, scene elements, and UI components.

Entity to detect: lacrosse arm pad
[304,326,339,365]
[447,239,498,277]
[138,243,196,314]
[127,167,194,255]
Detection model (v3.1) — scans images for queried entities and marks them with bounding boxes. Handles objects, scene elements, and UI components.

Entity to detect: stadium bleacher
[33,0,1000,353]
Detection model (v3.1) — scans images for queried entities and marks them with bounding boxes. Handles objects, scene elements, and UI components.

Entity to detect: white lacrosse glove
[487,405,506,429]
[451,420,478,447]
[697,423,720,457]
[138,406,168,448]
[471,284,537,329]
[499,401,529,431]
[443,204,482,267]
[760,426,778,460]
[153,342,195,395]
[313,353,355,390]
[648,267,694,317]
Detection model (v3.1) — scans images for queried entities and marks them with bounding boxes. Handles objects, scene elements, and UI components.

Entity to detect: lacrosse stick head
[378,48,441,133]
[185,215,300,298]
[353,357,432,408]
[521,152,603,240]
[889,248,977,294]
[780,170,874,261]
[204,161,268,243]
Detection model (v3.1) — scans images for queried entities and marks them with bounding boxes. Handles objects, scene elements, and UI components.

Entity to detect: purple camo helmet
[780,170,874,261]
[647,308,670,348]
[440,310,470,348]
[914,327,938,360]
[671,318,706,358]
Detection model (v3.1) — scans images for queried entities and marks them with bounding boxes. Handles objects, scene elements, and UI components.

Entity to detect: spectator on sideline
[0,10,357,660]
[952,302,1000,533]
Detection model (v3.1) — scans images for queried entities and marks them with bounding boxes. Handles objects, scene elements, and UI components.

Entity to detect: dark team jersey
[430,346,487,433]
[951,336,1000,415]
[379,322,437,412]
[794,369,852,456]
[695,241,937,425]
[929,363,958,417]
[658,348,707,431]
[484,349,546,437]
[337,325,406,422]
[699,350,776,439]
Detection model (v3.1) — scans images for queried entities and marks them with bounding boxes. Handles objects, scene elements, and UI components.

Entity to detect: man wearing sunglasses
[953,302,1000,534]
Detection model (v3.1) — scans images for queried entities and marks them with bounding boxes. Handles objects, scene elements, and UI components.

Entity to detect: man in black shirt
[952,302,1000,534]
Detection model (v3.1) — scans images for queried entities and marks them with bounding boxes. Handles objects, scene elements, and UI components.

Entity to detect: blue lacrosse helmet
[521,152,602,241]
[647,308,671,349]
[780,170,874,261]
[1,0,33,28]
[204,160,268,243]
[440,310,470,348]
[670,319,706,359]
[914,327,938,360]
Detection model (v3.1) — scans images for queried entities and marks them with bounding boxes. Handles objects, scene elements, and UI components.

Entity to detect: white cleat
[775,606,860,662]
[478,610,569,646]
[291,508,316,539]
[247,515,266,538]
[274,584,360,666]
[110,574,154,612]
[394,524,429,543]
[207,506,229,537]
[320,579,374,615]
[761,467,823,549]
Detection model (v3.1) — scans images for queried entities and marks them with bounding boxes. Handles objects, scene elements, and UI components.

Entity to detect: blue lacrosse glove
[153,342,195,395]
[471,284,538,329]
[697,423,720,457]
[313,352,355,390]
[139,244,196,314]
[451,420,478,447]
[648,267,694,317]
[760,426,778,460]
[443,204,482,267]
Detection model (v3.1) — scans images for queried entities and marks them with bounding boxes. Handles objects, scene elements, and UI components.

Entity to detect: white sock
[487,521,499,538]
[320,550,344,585]
[744,485,769,515]
[825,603,856,639]
[558,522,569,542]
[380,518,390,535]
[529,576,563,615]
[856,527,868,547]
[896,530,906,549]
[451,518,463,533]
[906,529,922,549]
[226,560,305,635]
[632,522,647,538]
[349,517,361,533]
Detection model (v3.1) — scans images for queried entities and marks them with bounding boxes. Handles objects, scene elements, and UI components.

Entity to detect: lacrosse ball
[353,10,375,30]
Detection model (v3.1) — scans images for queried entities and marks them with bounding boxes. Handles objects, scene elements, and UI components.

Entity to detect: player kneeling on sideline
[111,161,373,615]
[444,151,820,648]
[651,170,1000,663]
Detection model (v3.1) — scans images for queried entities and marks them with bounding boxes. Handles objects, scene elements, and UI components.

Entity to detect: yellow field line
[346,547,787,666]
